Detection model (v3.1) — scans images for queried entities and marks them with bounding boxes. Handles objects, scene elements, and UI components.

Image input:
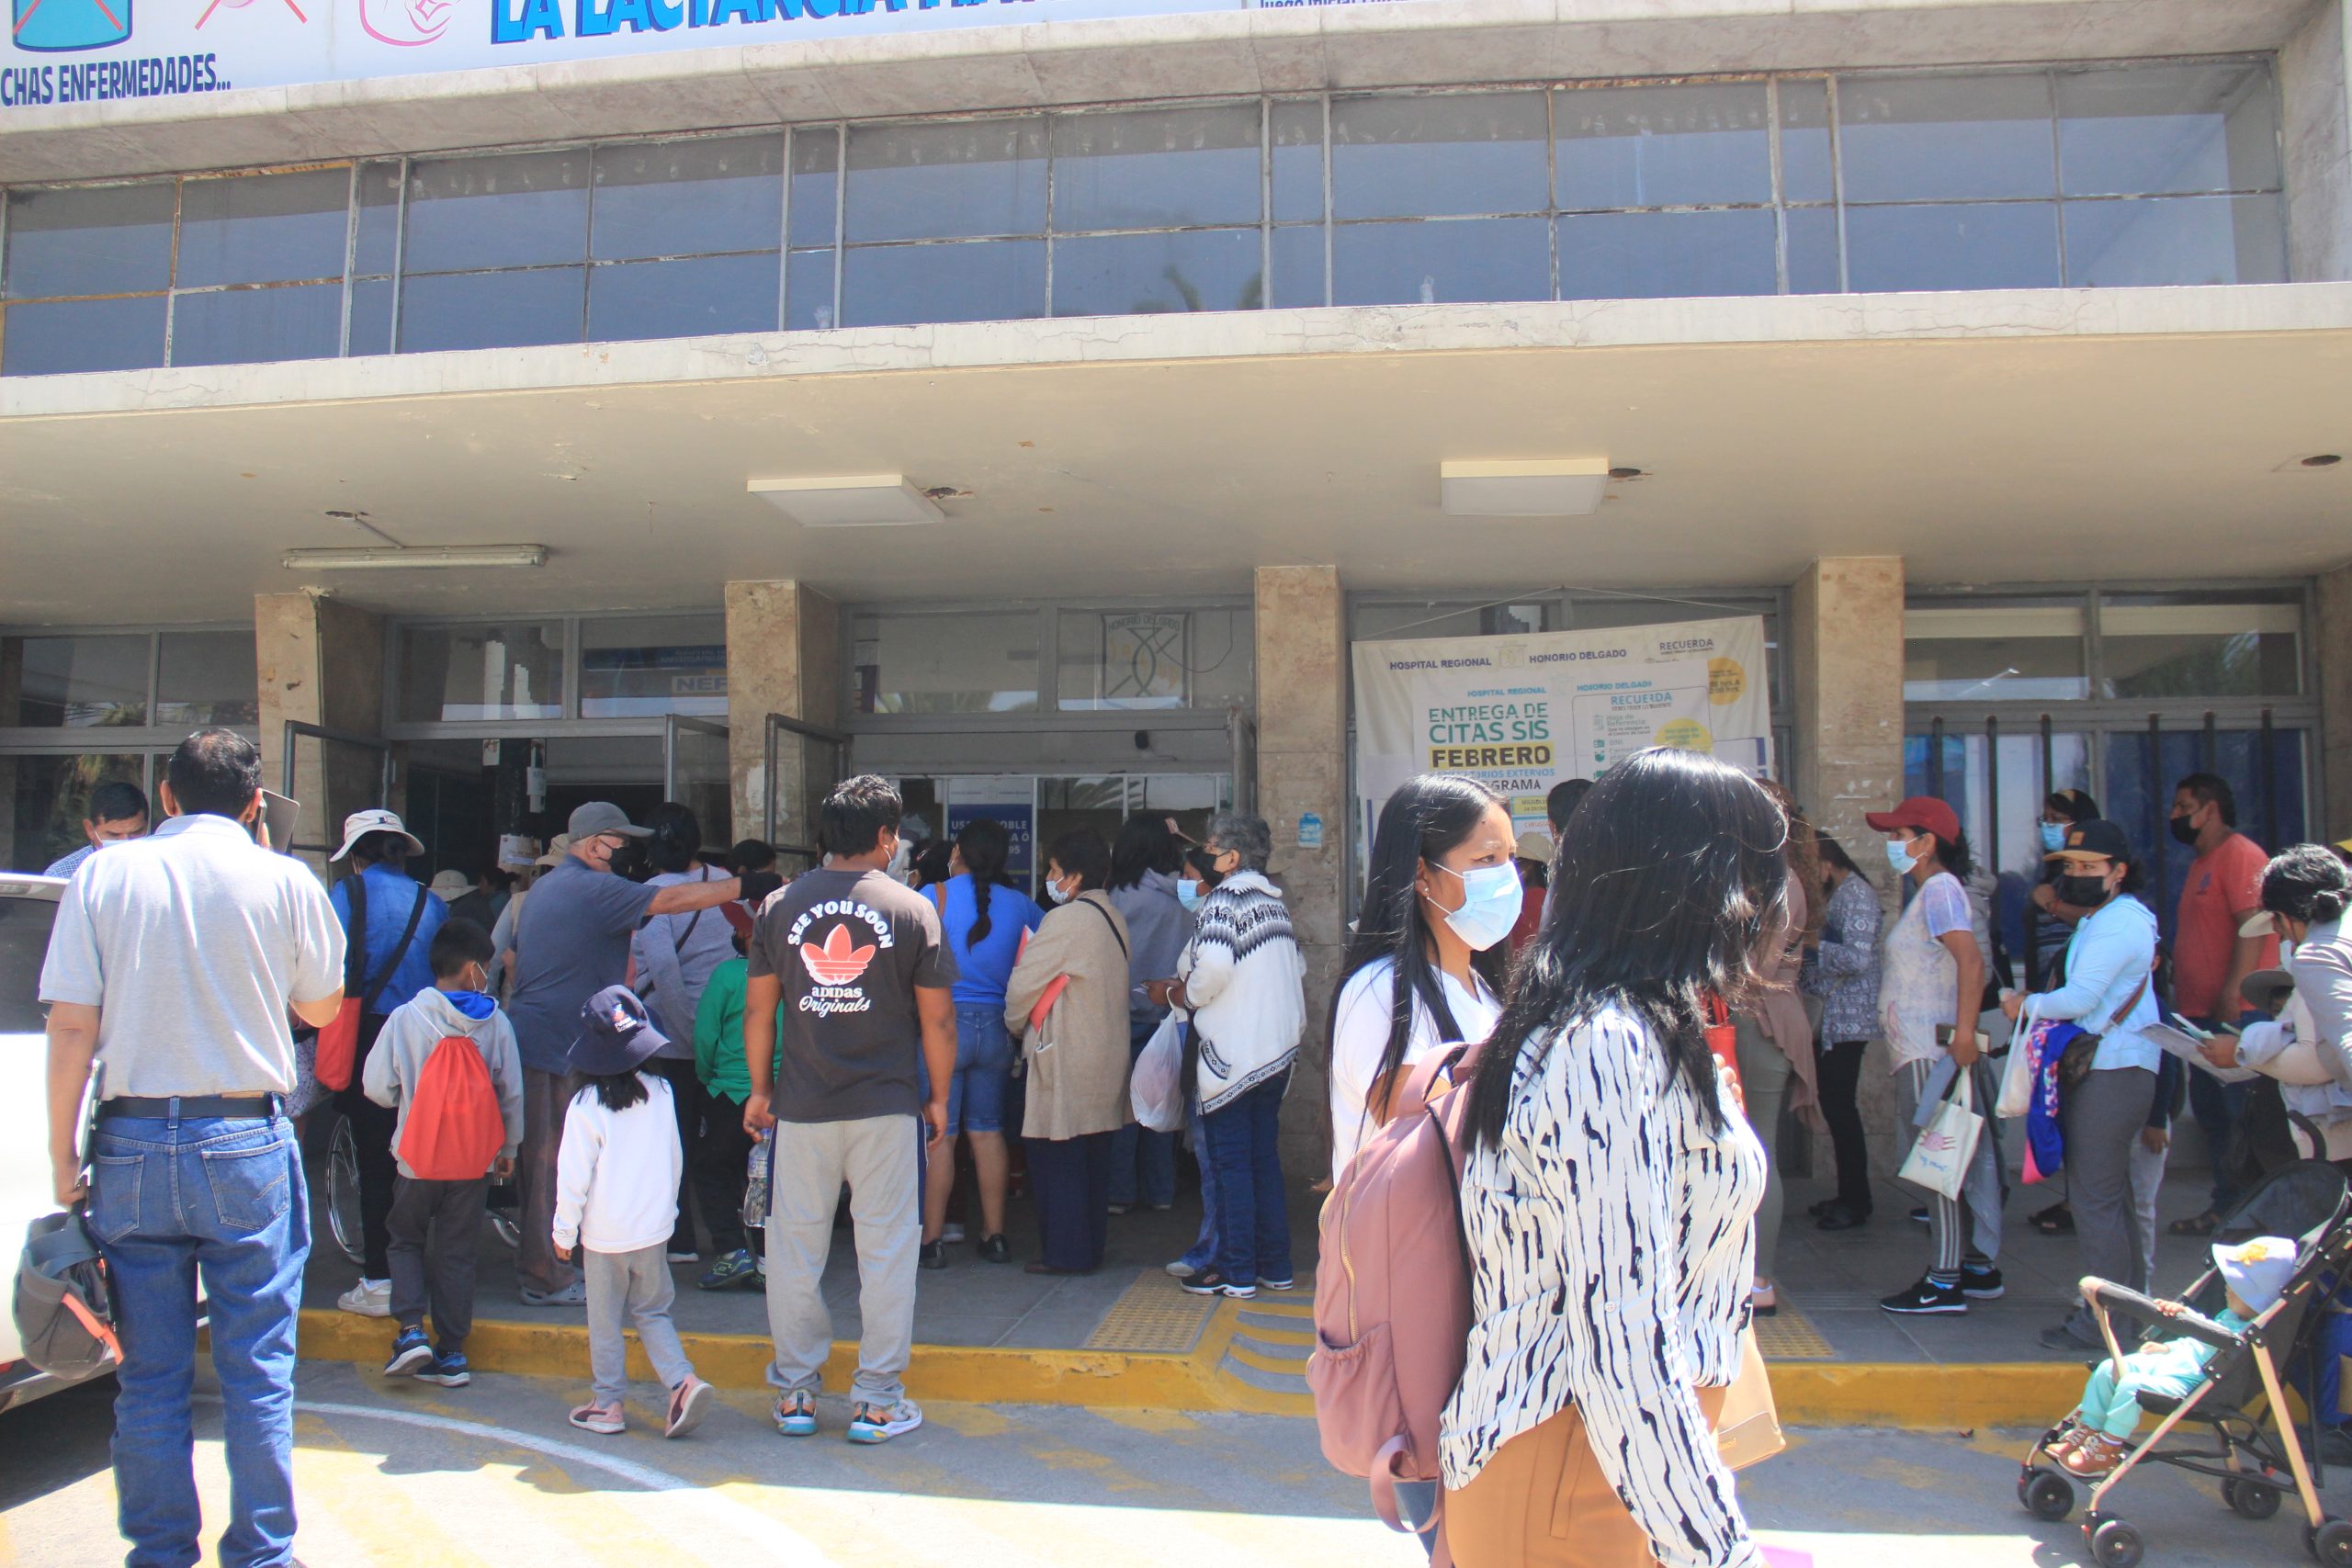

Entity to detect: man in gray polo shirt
[40,728,346,1568]
[503,801,775,1303]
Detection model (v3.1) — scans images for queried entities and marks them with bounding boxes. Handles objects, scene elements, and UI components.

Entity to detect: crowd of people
[28,719,2352,1567]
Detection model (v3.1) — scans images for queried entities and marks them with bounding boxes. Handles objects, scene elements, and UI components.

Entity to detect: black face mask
[2058,874,2113,909]
[2168,812,2202,846]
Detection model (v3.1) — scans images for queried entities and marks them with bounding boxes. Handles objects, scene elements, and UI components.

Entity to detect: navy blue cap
[568,985,670,1077]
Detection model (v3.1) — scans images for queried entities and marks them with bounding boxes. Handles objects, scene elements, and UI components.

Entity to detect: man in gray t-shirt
[39,728,346,1568]
[502,801,769,1303]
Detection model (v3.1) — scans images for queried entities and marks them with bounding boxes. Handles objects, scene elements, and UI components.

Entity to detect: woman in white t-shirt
[1327,773,1517,1186]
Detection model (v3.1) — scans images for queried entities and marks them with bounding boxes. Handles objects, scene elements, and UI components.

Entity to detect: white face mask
[1428,861,1522,953]
[1046,874,1075,906]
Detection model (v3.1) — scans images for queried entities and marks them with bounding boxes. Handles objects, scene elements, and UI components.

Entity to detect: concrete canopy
[4,284,2350,626]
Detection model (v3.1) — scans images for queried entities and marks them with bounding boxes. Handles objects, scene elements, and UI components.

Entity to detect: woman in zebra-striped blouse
[1440,748,1789,1568]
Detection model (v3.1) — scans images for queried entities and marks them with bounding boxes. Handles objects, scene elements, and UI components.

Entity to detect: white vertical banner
[1351,615,1772,837]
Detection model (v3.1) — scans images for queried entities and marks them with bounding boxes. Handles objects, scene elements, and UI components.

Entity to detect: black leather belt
[98,1095,284,1121]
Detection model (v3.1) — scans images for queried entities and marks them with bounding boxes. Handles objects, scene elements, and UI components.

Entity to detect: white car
[0,873,101,1413]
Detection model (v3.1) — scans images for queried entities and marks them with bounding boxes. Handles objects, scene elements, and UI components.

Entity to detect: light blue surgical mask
[1176,879,1204,913]
[1046,874,1075,906]
[2039,821,2066,853]
[1884,839,1918,876]
[1430,861,1522,953]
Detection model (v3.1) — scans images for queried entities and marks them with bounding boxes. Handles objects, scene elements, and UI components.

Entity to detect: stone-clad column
[725,580,841,867]
[1253,565,1346,1175]
[254,591,388,876]
[2320,562,2352,840]
[1788,557,1907,1173]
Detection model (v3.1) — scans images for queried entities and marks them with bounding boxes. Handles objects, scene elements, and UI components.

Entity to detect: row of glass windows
[1902,588,2306,702]
[850,607,1254,716]
[0,59,2285,376]
[0,630,258,730]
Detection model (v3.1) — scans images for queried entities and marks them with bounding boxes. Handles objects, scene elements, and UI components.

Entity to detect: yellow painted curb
[1766,1362,2086,1429]
[290,1311,2089,1428]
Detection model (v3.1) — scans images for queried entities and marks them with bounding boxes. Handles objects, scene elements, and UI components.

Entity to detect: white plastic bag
[1130,1012,1186,1134]
[1996,996,2041,1121]
[1898,1066,1984,1203]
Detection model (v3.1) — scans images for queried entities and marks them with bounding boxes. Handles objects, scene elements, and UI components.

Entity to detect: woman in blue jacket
[2002,818,2160,1353]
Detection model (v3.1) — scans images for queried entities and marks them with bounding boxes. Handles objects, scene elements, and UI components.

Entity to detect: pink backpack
[1306,1040,1480,1555]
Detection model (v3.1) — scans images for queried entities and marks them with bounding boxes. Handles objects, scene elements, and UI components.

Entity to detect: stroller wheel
[2088,1517,2143,1568]
[2223,1475,2282,1521]
[2310,1517,2352,1567]
[2020,1469,2075,1522]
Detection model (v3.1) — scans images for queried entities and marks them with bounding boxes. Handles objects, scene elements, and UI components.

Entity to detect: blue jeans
[1179,1099,1221,1273]
[2188,1012,2262,1209]
[1203,1069,1293,1287]
[89,1111,309,1568]
[947,1005,1015,1135]
[1108,1017,1177,1210]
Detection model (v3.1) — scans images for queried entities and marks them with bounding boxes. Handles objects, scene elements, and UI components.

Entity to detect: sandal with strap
[2169,1210,2222,1237]
[2031,1201,2075,1235]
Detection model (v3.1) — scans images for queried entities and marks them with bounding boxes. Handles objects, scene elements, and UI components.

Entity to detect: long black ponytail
[956,817,1012,947]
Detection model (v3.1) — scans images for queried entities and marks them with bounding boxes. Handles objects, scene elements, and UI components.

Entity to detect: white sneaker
[666,1248,700,1265]
[338,1279,392,1318]
[941,1224,966,1244]
[1164,1260,1199,1280]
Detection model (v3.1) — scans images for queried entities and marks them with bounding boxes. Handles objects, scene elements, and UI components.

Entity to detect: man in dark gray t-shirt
[503,801,769,1303]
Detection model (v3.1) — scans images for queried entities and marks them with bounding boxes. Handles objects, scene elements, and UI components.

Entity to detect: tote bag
[1897,1065,1984,1202]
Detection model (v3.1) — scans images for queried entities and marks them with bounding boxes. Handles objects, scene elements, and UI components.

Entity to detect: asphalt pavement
[5,1362,2345,1567]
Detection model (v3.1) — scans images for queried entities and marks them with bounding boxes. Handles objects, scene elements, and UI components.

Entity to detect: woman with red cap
[1869,795,2003,1318]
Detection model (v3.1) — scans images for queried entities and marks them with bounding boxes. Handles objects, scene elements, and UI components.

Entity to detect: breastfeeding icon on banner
[11,0,132,51]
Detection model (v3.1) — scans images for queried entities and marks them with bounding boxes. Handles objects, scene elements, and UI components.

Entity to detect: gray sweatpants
[1896,1057,2004,1278]
[2062,1066,2159,1341]
[766,1113,921,1404]
[583,1244,694,1404]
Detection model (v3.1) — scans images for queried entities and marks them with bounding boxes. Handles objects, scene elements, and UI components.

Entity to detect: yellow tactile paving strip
[1084,1270,1221,1354]
[1753,1304,1836,1361]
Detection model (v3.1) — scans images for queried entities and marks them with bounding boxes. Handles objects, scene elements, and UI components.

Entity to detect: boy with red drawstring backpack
[363,919,526,1387]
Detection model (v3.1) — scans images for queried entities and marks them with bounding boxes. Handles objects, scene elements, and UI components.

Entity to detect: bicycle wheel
[325,1114,366,1267]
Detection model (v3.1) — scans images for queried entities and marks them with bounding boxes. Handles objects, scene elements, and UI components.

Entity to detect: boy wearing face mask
[364,918,526,1388]
[2000,819,2163,1351]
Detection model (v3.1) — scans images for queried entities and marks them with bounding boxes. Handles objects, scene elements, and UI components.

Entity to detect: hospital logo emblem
[11,0,131,52]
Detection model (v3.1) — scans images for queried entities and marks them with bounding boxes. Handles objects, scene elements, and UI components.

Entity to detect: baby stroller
[2017,1157,2352,1567]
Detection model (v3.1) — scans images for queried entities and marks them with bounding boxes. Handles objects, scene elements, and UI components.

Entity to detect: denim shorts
[945,1004,1015,1135]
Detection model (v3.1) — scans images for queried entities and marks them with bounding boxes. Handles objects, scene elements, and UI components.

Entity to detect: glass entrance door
[665,716,732,850]
[900,773,1231,897]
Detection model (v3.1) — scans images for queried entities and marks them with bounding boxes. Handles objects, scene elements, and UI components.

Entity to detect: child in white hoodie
[554,985,713,1439]
[364,919,525,1388]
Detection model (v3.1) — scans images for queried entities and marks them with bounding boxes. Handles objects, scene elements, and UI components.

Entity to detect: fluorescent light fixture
[1440,458,1610,517]
[748,474,944,527]
[281,545,548,571]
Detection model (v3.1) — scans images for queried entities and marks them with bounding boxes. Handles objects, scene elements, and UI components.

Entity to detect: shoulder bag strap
[2102,972,2153,1036]
[341,871,368,993]
[1079,895,1128,960]
[362,882,430,1010]
[671,867,711,954]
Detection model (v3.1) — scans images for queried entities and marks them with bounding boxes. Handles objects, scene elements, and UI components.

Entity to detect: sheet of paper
[2146,1021,2260,1084]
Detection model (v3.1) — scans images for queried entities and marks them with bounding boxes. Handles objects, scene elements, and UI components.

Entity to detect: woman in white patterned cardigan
[1442,747,1788,1568]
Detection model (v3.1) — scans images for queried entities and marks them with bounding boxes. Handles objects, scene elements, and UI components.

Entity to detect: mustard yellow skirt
[1442,1386,1726,1567]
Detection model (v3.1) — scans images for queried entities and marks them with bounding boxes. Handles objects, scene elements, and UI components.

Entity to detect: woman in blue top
[922,817,1044,1268]
[326,807,450,1317]
[2001,818,2162,1353]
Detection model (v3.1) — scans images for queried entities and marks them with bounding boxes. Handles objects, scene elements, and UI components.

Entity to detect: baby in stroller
[2052,1237,2299,1478]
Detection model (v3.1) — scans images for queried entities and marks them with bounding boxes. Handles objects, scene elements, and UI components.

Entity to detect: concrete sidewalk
[293,1144,2248,1427]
